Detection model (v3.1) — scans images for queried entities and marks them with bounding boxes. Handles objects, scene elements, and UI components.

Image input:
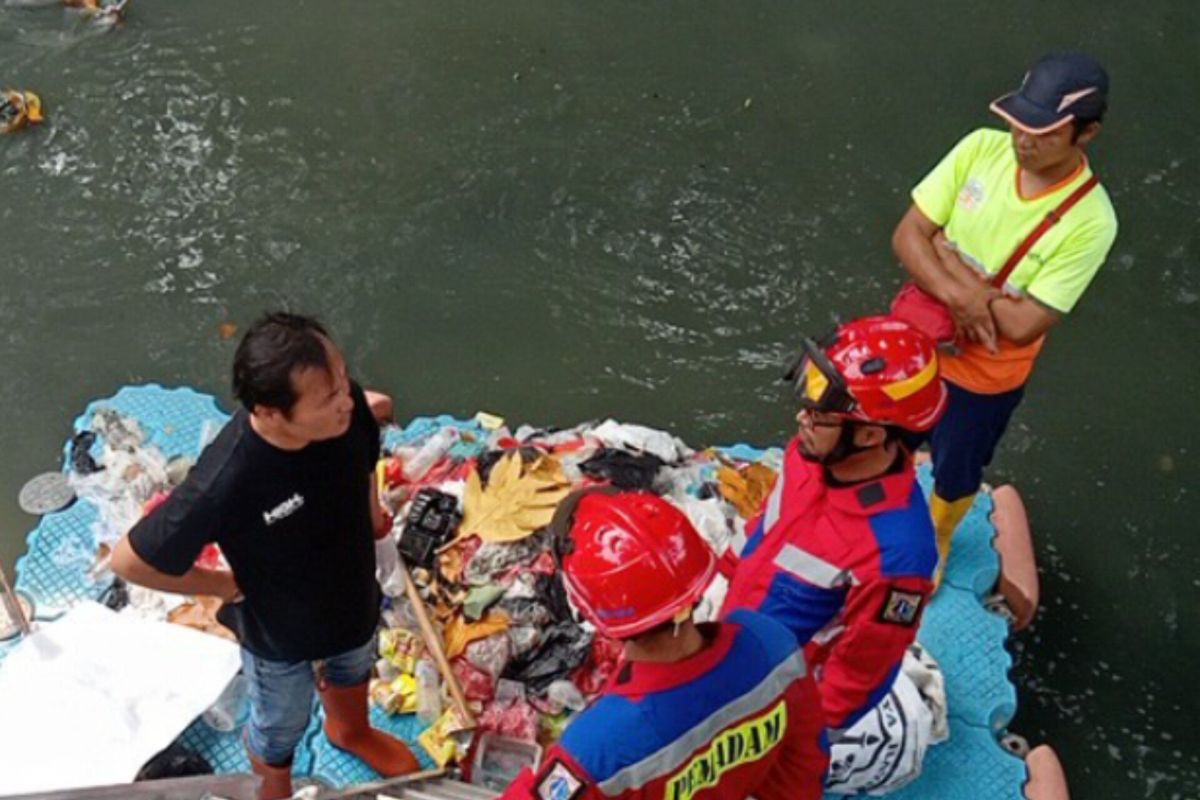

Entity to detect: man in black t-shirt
[112,312,417,800]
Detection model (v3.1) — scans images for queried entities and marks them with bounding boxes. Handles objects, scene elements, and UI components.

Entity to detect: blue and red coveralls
[501,610,828,800]
[721,438,938,739]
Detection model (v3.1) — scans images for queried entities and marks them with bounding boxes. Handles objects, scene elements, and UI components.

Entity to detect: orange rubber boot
[319,680,420,776]
[248,752,293,800]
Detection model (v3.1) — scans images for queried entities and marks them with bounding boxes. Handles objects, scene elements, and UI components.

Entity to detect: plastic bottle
[415,658,443,723]
[402,428,459,482]
[203,674,250,732]
[547,679,587,713]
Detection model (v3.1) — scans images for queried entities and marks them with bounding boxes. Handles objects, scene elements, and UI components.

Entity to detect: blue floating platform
[886,717,1028,800]
[14,500,105,616]
[69,384,231,463]
[176,699,322,777]
[2,386,1028,798]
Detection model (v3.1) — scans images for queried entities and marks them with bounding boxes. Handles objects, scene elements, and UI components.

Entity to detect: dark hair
[232,312,331,413]
[1071,101,1107,141]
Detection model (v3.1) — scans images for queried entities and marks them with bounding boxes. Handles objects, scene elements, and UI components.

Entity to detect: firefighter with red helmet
[721,315,948,793]
[502,490,828,800]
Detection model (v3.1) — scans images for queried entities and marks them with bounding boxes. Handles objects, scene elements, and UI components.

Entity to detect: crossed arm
[892,206,1060,349]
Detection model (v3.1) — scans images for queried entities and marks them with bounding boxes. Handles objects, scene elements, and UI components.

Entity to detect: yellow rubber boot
[930,492,976,588]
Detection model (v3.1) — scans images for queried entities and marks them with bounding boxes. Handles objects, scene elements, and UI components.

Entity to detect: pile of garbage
[368,414,783,770]
[43,405,786,776]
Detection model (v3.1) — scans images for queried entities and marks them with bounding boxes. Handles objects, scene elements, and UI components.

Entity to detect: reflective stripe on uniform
[595,650,809,796]
[761,459,785,533]
[729,528,748,557]
[774,544,856,589]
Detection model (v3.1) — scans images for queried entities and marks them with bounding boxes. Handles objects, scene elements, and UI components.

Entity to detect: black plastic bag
[579,448,666,490]
[135,743,213,780]
[503,621,594,693]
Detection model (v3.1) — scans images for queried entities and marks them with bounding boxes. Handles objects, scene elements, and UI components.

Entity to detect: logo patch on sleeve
[879,588,924,626]
[536,759,586,800]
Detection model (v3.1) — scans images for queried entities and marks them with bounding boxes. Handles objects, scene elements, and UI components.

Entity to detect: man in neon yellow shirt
[892,53,1118,573]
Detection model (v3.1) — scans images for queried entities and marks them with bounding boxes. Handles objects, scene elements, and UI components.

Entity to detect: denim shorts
[241,636,376,766]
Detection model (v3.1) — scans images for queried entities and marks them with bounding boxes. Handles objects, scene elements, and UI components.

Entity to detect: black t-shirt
[128,383,382,661]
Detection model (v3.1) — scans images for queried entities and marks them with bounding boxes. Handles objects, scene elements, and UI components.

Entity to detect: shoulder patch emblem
[879,588,924,627]
[536,759,586,800]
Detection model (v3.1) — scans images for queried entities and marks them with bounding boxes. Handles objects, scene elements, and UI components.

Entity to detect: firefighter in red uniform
[721,316,948,764]
[503,489,828,800]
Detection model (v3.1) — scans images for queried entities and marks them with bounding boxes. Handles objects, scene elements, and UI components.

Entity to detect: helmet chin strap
[800,422,874,467]
[672,606,691,638]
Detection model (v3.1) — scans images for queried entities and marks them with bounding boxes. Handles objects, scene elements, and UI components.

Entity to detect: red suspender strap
[991,173,1101,289]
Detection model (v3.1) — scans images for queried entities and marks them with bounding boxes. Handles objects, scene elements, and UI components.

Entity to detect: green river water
[1,1,1197,796]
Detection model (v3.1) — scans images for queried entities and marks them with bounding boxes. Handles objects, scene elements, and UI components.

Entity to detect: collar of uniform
[809,450,917,516]
[607,621,738,698]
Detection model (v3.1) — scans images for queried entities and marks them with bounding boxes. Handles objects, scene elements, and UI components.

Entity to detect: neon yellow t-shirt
[910,128,1118,392]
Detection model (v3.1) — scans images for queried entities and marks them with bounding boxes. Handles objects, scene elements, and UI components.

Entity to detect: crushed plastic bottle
[416,658,443,723]
[547,679,587,713]
[402,428,460,482]
[202,674,250,732]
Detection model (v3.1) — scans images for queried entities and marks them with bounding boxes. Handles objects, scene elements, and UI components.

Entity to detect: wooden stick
[0,560,31,637]
[400,559,474,727]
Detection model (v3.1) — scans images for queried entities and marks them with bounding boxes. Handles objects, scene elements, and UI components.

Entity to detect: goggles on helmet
[783,336,858,415]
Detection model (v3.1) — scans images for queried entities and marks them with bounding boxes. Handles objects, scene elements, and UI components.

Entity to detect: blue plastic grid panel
[916,464,999,599]
[177,699,321,776]
[177,717,252,774]
[307,705,435,787]
[15,385,232,621]
[13,500,109,615]
[870,717,1027,800]
[71,384,231,462]
[920,582,1017,732]
[942,492,1001,599]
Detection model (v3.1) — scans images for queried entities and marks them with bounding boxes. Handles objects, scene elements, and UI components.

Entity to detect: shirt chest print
[956,177,985,211]
[262,492,305,525]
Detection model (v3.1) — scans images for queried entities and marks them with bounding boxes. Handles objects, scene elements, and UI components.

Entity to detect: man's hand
[111,535,244,603]
[932,238,1000,353]
[210,569,244,604]
[894,205,998,353]
[950,287,1000,353]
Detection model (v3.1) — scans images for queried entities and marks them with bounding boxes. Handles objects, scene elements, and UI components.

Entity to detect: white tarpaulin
[0,601,241,794]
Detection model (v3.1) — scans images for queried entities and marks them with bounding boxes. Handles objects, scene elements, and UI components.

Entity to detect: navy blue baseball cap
[990,53,1109,134]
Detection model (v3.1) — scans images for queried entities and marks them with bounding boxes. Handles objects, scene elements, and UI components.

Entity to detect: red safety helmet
[784,315,948,432]
[554,490,715,639]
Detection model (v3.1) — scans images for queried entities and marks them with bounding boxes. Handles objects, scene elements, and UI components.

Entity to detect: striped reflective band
[774,544,856,589]
[880,355,938,401]
[596,650,809,796]
[761,461,785,533]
